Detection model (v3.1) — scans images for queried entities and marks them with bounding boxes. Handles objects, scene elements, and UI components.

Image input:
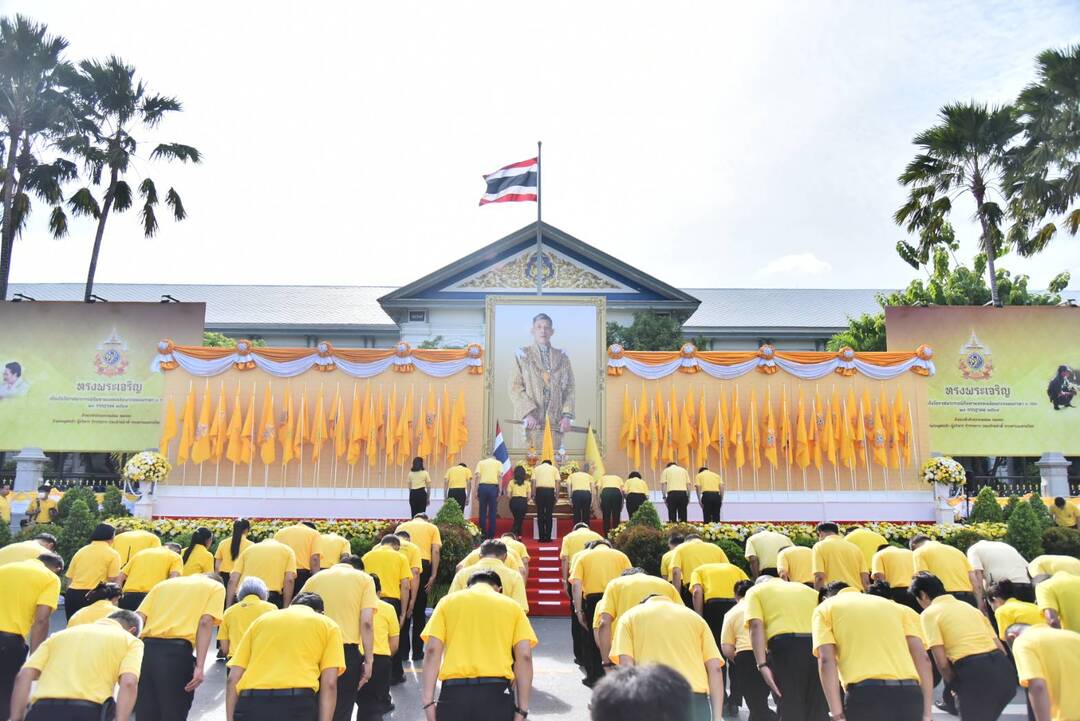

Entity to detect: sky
[5,1,1080,292]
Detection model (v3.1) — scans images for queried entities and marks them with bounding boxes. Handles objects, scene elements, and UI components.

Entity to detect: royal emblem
[873,430,886,447]
[765,431,776,447]
[958,330,993,380]
[94,328,129,377]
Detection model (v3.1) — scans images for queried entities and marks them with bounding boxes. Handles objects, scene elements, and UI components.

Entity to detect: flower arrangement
[559,460,580,479]
[514,460,535,480]
[122,452,171,485]
[921,457,966,487]
[103,516,481,543]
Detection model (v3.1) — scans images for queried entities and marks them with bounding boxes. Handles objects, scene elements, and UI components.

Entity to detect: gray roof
[683,288,887,330]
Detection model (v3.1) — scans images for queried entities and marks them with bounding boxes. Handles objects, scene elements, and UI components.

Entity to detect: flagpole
[535,140,543,296]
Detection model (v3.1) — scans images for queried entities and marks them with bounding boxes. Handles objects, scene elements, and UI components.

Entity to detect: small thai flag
[479,157,538,206]
[493,422,513,484]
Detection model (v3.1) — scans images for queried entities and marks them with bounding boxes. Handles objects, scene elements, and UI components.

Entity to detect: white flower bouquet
[123,451,172,484]
[921,457,966,487]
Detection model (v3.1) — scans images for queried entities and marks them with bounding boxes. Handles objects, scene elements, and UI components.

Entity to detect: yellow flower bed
[609,520,1007,545]
[105,516,480,543]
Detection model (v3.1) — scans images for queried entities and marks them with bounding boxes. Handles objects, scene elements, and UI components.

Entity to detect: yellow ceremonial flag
[208,385,228,463]
[870,398,888,467]
[419,387,435,457]
[747,391,761,469]
[278,388,294,465]
[696,391,709,469]
[684,388,697,445]
[831,387,843,445]
[848,388,864,464]
[347,384,363,465]
[629,400,641,470]
[177,389,195,464]
[887,395,901,470]
[240,391,255,465]
[396,387,415,465]
[861,388,874,438]
[661,403,676,465]
[896,388,912,464]
[647,398,659,469]
[311,388,329,463]
[159,396,178,457]
[619,387,633,450]
[259,386,276,466]
[440,387,452,456]
[225,388,244,464]
[586,423,605,479]
[292,391,308,461]
[823,398,837,467]
[433,392,445,463]
[780,387,793,466]
[715,389,730,464]
[190,386,213,464]
[655,390,667,466]
[763,388,778,468]
[447,391,468,463]
[839,400,856,469]
[366,391,379,468]
[637,383,649,447]
[385,388,397,462]
[541,415,555,463]
[677,398,693,467]
[669,387,681,457]
[333,390,347,459]
[810,395,824,471]
[731,387,745,469]
[795,390,810,470]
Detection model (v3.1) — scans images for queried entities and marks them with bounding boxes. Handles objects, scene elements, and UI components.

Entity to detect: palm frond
[140,201,158,237]
[141,94,182,126]
[111,179,132,212]
[138,177,158,205]
[67,187,101,219]
[151,143,200,163]
[165,187,186,221]
[48,205,68,238]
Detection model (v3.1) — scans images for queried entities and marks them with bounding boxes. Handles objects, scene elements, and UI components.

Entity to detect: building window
[408,310,428,323]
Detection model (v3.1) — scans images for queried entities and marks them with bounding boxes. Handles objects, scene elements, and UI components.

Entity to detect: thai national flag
[493,422,513,484]
[479,157,538,206]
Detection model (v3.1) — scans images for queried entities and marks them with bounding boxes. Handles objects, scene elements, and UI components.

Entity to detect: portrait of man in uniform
[509,313,575,450]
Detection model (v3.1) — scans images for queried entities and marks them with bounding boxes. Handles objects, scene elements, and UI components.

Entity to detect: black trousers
[951,591,978,608]
[568,582,585,664]
[409,488,429,518]
[235,693,317,721]
[704,598,735,697]
[26,702,102,721]
[64,588,90,620]
[436,681,515,721]
[0,632,27,721]
[600,488,623,533]
[355,654,392,720]
[767,634,827,721]
[845,684,922,721]
[571,490,593,525]
[701,491,722,523]
[953,651,1016,721]
[119,591,147,611]
[535,488,555,541]
[666,490,689,522]
[447,488,467,510]
[267,591,284,608]
[625,492,647,519]
[890,586,921,613]
[335,644,363,721]
[478,484,499,539]
[733,650,778,721]
[295,569,312,591]
[582,593,604,682]
[509,497,528,537]
[136,638,195,721]
[1012,582,1036,603]
[401,560,431,661]
[386,598,404,681]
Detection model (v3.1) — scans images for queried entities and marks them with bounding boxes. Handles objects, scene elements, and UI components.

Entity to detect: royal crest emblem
[958,329,993,380]
[94,328,129,377]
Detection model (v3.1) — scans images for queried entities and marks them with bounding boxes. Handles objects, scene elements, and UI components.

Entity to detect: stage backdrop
[887,306,1080,455]
[0,302,204,451]
[486,296,605,456]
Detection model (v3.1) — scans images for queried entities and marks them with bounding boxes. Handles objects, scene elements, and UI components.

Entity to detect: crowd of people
[1,463,1079,721]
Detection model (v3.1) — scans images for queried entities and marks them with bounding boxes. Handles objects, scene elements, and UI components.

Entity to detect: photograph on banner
[0,302,204,451]
[486,295,605,456]
[886,306,1080,455]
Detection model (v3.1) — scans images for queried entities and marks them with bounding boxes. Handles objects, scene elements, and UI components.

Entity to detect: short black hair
[820,581,849,600]
[291,592,325,612]
[733,580,754,600]
[909,534,932,550]
[628,471,642,479]
[86,582,123,603]
[90,523,116,542]
[532,313,553,326]
[414,512,428,520]
[573,522,590,531]
[816,522,839,535]
[370,574,382,594]
[698,466,708,473]
[380,535,401,549]
[876,543,891,552]
[340,554,364,570]
[37,552,64,572]
[867,580,893,599]
[590,664,693,721]
[585,539,611,550]
[1054,497,1066,507]
[668,534,685,547]
[684,533,701,542]
[395,530,411,540]
[4,361,21,377]
[480,539,508,558]
[909,571,946,600]
[34,533,57,548]
[542,459,553,465]
[301,521,317,530]
[501,532,518,540]
[987,579,1019,602]
[621,568,645,577]
[466,569,502,590]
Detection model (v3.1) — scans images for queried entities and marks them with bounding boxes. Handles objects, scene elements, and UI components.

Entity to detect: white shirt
[966,540,1031,584]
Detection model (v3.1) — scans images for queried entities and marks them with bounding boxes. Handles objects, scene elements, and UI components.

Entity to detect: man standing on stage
[509,313,575,449]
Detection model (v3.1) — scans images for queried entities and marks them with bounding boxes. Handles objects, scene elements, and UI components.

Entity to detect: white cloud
[757,253,833,278]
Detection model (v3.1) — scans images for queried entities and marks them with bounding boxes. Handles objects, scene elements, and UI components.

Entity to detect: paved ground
[48,610,1030,719]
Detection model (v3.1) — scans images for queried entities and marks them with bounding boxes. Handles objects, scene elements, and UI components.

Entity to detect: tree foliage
[56,485,98,522]
[626,499,663,531]
[201,331,267,348]
[57,499,94,563]
[967,486,1004,524]
[606,311,692,351]
[1005,500,1045,560]
[101,485,127,517]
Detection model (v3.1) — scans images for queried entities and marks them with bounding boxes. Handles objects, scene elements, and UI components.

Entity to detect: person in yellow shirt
[396,513,443,663]
[1051,497,1078,528]
[381,534,420,683]
[566,468,596,527]
[473,455,507,540]
[217,577,275,659]
[504,466,533,538]
[10,609,143,721]
[743,528,794,578]
[811,523,868,591]
[559,522,603,666]
[531,458,560,542]
[745,577,827,721]
[0,534,58,567]
[64,524,122,619]
[181,527,215,576]
[459,544,524,574]
[670,534,729,603]
[112,527,161,565]
[910,571,1014,719]
[694,466,724,523]
[623,471,649,520]
[226,592,346,721]
[444,462,471,511]
[316,532,351,569]
[592,568,683,669]
[718,580,766,719]
[777,545,814,586]
[987,580,1045,640]
[659,533,685,583]
[598,473,625,535]
[274,521,322,588]
[689,562,749,634]
[1035,570,1080,632]
[228,538,298,607]
[214,519,253,577]
[408,456,432,518]
[500,533,530,576]
[420,570,537,721]
[0,484,10,525]
[25,486,58,526]
[1029,554,1080,583]
[300,555,378,721]
[447,540,529,612]
[570,539,632,685]
[117,544,183,611]
[871,544,919,611]
[355,576,401,721]
[844,526,888,567]
[910,535,977,606]
[67,582,124,627]
[135,573,225,720]
[812,582,932,721]
[0,553,63,716]
[660,462,691,523]
[361,536,411,633]
[1007,624,1080,721]
[610,594,725,721]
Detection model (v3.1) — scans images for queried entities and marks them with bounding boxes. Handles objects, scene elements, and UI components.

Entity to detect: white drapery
[609,355,934,380]
[152,349,482,379]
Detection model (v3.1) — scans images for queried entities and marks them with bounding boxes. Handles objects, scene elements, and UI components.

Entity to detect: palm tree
[61,56,200,302]
[0,15,75,301]
[1007,44,1080,255]
[895,102,1021,307]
